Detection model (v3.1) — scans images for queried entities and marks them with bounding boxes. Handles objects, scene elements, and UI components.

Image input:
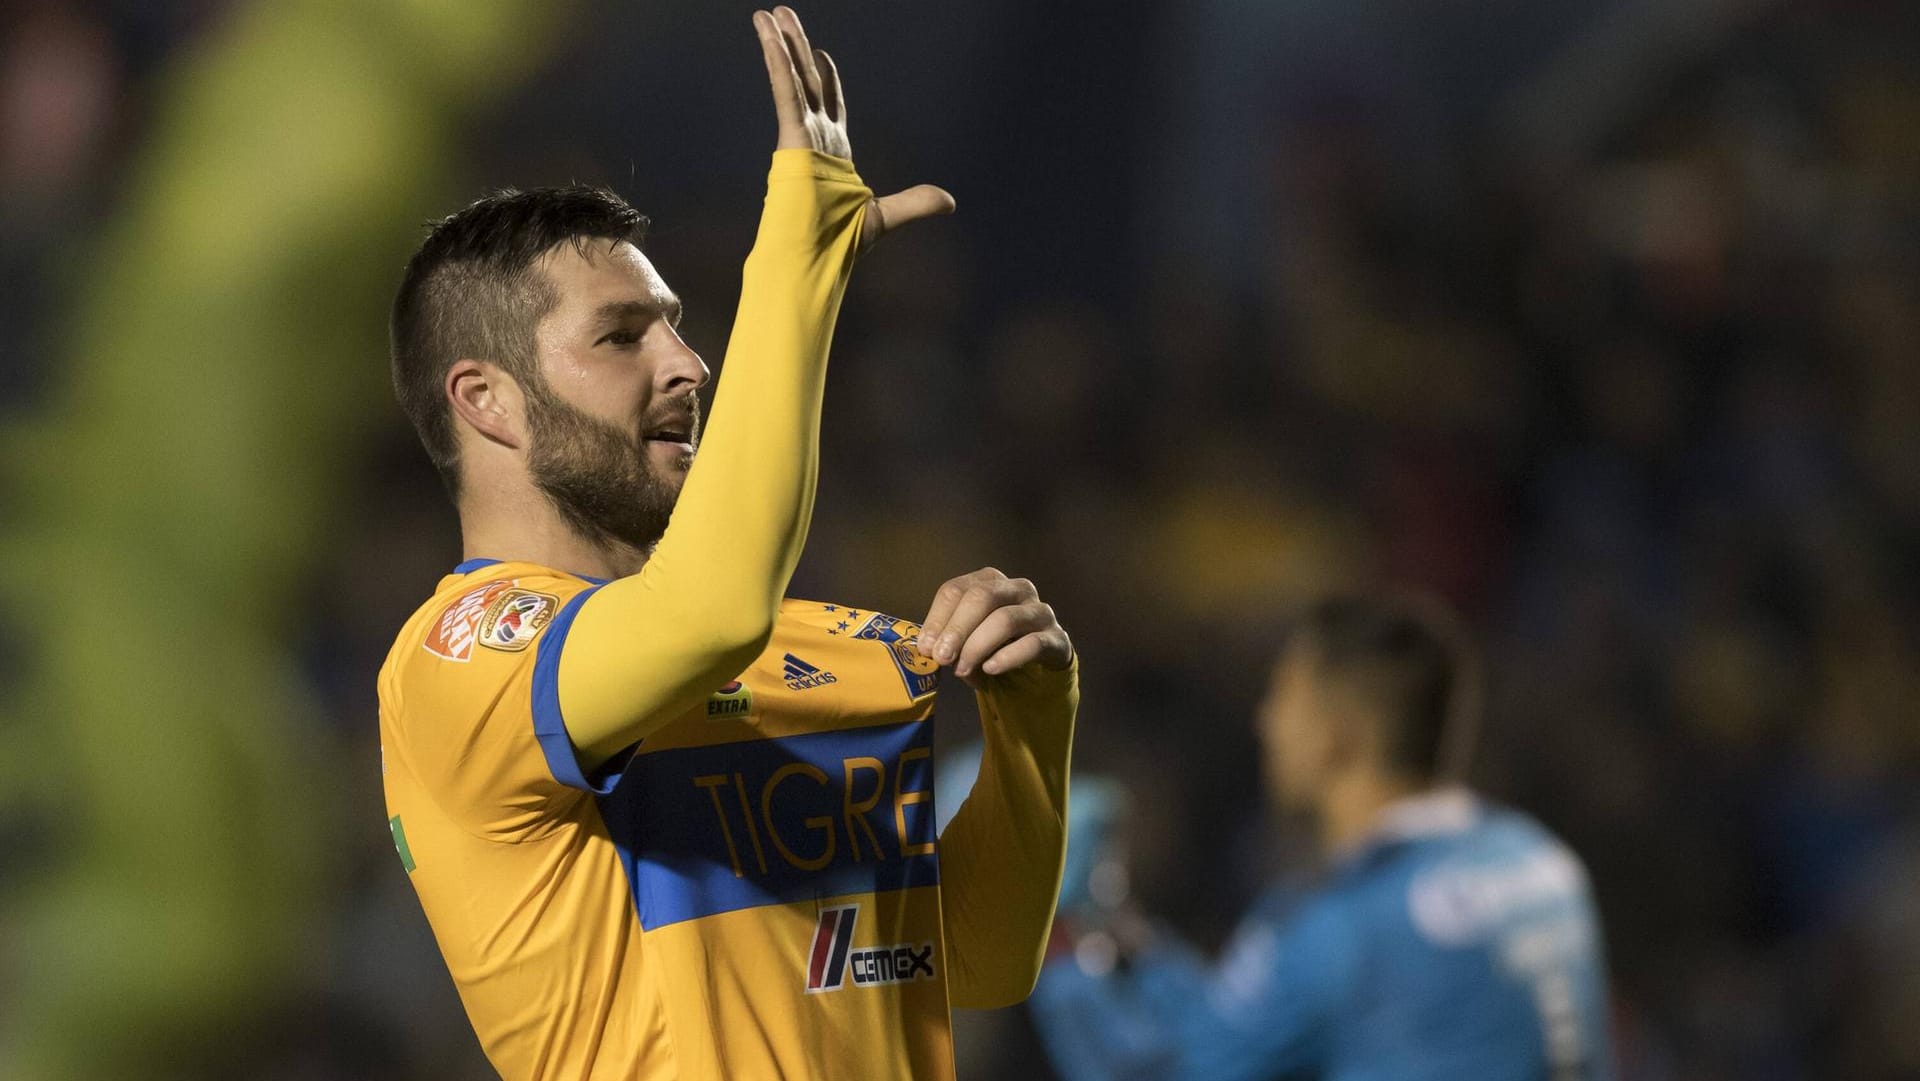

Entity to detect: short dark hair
[1291,593,1481,783]
[390,186,648,496]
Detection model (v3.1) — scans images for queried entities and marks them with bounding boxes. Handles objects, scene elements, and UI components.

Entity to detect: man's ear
[447,359,527,450]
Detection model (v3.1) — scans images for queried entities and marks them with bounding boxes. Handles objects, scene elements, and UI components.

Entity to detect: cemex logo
[805,904,936,993]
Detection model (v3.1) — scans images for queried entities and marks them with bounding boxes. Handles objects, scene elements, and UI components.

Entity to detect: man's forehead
[539,237,676,312]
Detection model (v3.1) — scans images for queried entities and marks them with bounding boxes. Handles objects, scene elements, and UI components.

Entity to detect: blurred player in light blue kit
[1031,595,1616,1081]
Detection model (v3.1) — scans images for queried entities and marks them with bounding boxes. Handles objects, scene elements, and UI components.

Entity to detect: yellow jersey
[382,558,1044,1078]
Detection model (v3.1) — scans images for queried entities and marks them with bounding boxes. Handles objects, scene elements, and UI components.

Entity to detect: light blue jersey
[1031,790,1615,1081]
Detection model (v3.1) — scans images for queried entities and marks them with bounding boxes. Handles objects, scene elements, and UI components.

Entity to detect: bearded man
[377,10,1076,1079]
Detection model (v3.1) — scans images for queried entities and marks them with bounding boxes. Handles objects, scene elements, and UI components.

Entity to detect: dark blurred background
[3,1,1918,1078]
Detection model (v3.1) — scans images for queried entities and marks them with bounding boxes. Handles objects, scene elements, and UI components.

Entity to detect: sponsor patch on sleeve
[477,588,558,653]
[424,581,513,662]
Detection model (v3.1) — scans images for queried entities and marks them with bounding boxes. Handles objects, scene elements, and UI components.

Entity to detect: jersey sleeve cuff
[531,586,626,795]
[768,147,866,186]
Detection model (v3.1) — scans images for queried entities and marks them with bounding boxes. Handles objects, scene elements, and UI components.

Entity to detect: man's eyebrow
[592,296,684,327]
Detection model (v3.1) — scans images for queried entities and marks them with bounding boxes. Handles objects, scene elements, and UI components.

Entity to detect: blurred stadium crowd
[3,2,1918,1079]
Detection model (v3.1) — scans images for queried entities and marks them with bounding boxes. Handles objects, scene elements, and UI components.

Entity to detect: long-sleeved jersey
[378,151,1076,1079]
[1032,791,1614,1081]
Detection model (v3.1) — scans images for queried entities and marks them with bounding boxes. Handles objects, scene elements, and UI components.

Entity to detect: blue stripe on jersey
[530,585,625,795]
[595,720,941,929]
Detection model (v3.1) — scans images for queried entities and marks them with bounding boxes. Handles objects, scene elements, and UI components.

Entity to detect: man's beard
[524,383,700,555]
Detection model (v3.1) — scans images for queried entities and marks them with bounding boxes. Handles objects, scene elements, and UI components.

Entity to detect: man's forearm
[561,151,871,762]
[938,658,1078,1007]
[620,149,869,618]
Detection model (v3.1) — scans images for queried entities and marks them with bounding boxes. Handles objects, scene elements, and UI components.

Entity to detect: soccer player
[1032,596,1614,1081]
[377,10,1077,1079]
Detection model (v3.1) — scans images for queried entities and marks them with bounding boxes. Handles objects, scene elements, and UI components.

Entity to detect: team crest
[424,581,513,662]
[852,615,940,700]
[478,588,557,652]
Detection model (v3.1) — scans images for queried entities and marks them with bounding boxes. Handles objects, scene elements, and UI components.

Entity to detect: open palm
[753,7,955,250]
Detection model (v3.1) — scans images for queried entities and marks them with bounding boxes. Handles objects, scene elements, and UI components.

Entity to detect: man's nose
[657,331,710,395]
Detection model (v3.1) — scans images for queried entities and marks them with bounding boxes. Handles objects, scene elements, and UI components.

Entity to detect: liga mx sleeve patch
[478,588,559,653]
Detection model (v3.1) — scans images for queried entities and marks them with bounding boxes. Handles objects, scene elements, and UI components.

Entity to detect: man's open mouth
[644,426,694,452]
[642,399,701,453]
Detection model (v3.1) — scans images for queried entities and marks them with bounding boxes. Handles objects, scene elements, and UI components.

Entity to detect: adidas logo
[782,652,838,690]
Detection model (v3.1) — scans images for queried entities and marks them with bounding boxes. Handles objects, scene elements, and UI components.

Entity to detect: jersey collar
[1370,786,1480,844]
[1335,786,1481,870]
[452,557,609,586]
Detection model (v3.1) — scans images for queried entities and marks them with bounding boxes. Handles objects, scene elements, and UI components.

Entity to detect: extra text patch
[707,680,754,720]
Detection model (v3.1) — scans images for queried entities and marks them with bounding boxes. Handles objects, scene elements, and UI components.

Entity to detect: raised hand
[753,6,955,250]
[916,568,1075,689]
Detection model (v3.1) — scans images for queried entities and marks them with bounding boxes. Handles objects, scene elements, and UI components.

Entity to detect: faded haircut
[1292,593,1483,784]
[390,186,648,497]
